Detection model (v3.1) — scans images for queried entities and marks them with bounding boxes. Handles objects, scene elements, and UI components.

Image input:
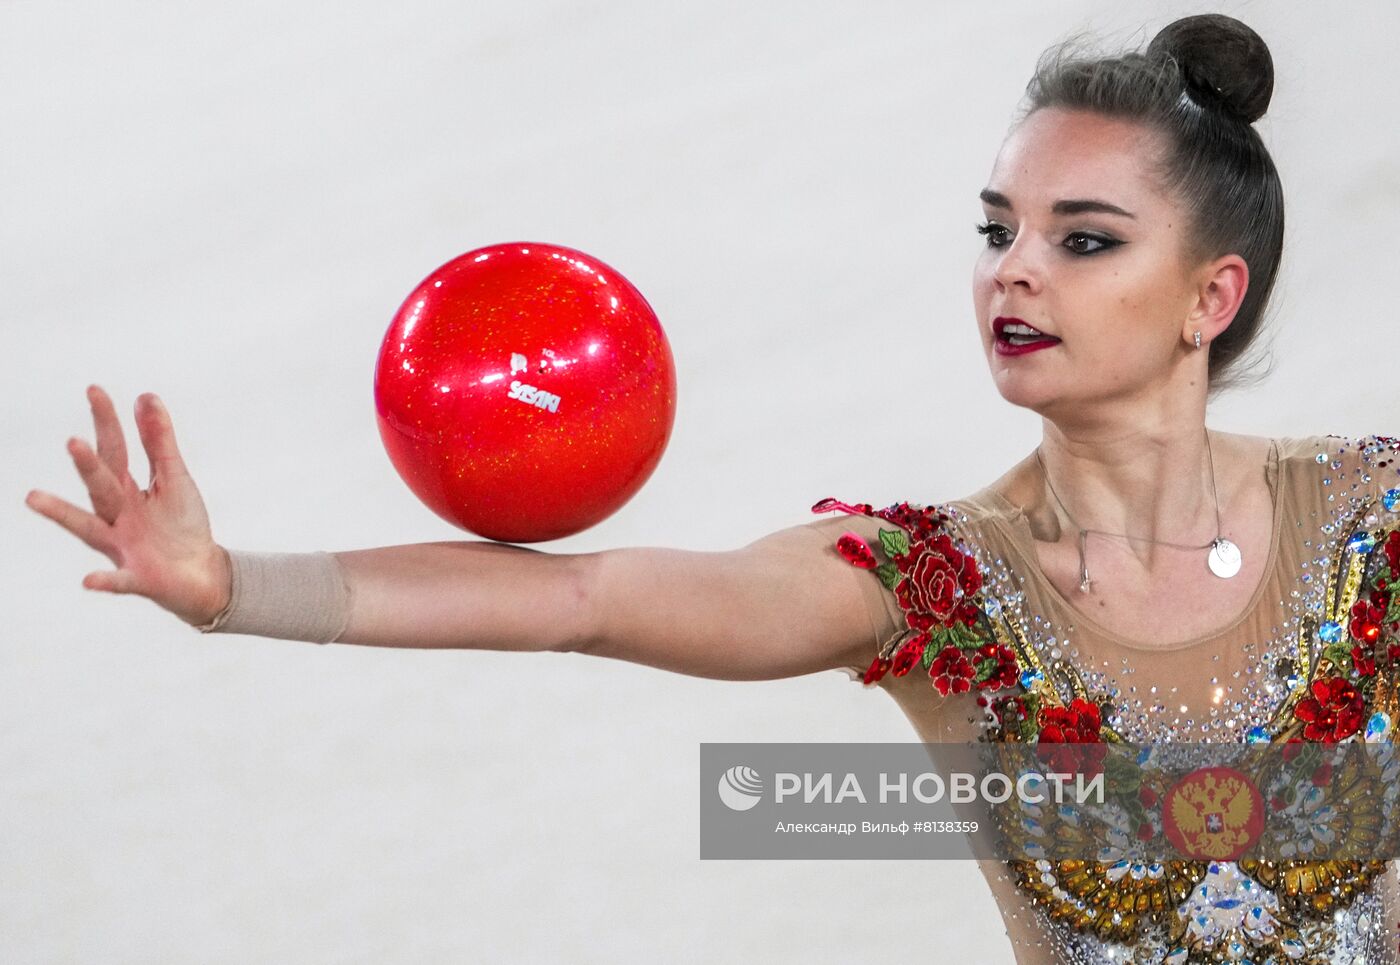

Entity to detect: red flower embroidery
[928,644,975,695]
[890,631,931,678]
[1349,640,1400,676]
[1035,698,1105,776]
[1293,676,1365,742]
[878,501,947,539]
[953,600,982,628]
[815,499,995,697]
[1349,597,1386,645]
[896,551,958,623]
[894,532,983,630]
[1038,698,1103,743]
[973,643,1019,692]
[1385,531,1400,574]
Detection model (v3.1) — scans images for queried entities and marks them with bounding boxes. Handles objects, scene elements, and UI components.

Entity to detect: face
[972,107,1215,417]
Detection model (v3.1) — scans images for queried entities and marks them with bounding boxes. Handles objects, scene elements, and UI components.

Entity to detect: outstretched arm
[323,521,872,680]
[27,386,876,681]
[574,522,878,680]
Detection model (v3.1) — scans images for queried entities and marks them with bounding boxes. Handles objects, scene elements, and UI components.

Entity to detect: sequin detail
[811,433,1400,963]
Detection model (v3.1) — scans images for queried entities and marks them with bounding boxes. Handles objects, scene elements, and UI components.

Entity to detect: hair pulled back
[1018,14,1284,395]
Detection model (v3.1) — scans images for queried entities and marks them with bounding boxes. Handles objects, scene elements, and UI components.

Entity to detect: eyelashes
[974,221,1011,247]
[974,221,1122,256]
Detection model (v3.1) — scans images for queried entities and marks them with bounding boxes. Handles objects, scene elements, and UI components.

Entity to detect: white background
[6,1,1399,961]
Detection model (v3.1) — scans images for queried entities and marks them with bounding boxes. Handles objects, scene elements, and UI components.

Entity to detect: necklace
[1033,428,1241,593]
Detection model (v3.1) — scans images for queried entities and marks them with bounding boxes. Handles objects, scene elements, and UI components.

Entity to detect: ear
[1184,253,1249,349]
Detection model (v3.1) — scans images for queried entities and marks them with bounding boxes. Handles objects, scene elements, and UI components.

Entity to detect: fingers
[25,487,114,555]
[86,384,131,483]
[82,569,139,594]
[134,393,190,485]
[67,436,127,524]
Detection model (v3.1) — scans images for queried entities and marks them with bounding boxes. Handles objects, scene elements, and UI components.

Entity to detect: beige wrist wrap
[194,550,352,643]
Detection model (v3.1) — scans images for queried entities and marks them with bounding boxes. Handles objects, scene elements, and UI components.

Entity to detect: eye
[976,222,1123,256]
[1064,232,1119,255]
[974,221,1010,247]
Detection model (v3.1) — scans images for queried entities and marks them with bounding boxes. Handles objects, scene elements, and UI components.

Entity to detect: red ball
[374,242,676,543]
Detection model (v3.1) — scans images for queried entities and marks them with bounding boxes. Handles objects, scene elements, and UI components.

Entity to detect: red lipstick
[993,316,1061,356]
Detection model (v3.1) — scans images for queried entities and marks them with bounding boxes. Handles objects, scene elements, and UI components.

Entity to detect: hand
[25,385,232,627]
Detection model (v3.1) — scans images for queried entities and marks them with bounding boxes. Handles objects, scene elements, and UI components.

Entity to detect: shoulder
[806,494,1012,546]
[806,496,1007,694]
[1274,432,1400,507]
[804,497,994,612]
[1275,431,1400,463]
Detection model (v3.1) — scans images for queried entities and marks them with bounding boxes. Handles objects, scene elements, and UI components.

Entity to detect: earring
[1193,330,1202,349]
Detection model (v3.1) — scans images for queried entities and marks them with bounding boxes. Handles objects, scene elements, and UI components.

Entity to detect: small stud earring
[1193,330,1202,349]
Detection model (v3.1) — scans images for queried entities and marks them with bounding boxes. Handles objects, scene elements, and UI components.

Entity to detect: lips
[993,317,1059,340]
[993,316,1061,356]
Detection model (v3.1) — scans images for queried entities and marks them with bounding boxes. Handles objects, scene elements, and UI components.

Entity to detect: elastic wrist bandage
[194,550,352,643]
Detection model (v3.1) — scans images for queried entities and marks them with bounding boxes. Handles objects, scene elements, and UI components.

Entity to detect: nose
[990,235,1042,293]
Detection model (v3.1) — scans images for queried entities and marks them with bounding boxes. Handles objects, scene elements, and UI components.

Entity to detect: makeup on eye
[974,220,1122,255]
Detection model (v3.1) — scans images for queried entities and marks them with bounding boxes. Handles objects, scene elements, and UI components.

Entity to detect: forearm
[197,539,596,651]
[195,522,869,677]
[331,540,594,651]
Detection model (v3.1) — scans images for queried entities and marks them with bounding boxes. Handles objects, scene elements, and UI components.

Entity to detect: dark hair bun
[1147,14,1273,123]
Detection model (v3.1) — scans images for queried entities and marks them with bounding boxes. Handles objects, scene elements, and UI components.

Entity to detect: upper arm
[797,514,907,672]
[577,515,905,682]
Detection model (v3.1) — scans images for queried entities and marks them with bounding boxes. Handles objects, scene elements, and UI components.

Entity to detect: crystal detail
[1178,862,1281,945]
[835,532,878,569]
[1347,531,1376,554]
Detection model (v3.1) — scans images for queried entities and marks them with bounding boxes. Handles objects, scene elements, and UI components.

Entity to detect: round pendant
[1208,538,1242,579]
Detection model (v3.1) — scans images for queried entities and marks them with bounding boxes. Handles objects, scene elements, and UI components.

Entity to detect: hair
[1015,14,1284,396]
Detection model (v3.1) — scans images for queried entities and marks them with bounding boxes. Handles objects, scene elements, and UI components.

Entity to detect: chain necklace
[1033,428,1242,593]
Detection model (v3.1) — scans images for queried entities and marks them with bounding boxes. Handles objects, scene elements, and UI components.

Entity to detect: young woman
[26,13,1400,964]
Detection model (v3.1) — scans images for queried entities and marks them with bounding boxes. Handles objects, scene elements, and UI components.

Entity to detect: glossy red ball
[374,242,676,543]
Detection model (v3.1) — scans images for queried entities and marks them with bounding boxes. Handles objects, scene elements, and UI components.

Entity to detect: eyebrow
[979,188,1137,219]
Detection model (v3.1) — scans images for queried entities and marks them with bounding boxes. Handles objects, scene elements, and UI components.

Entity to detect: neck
[1035,416,1219,552]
